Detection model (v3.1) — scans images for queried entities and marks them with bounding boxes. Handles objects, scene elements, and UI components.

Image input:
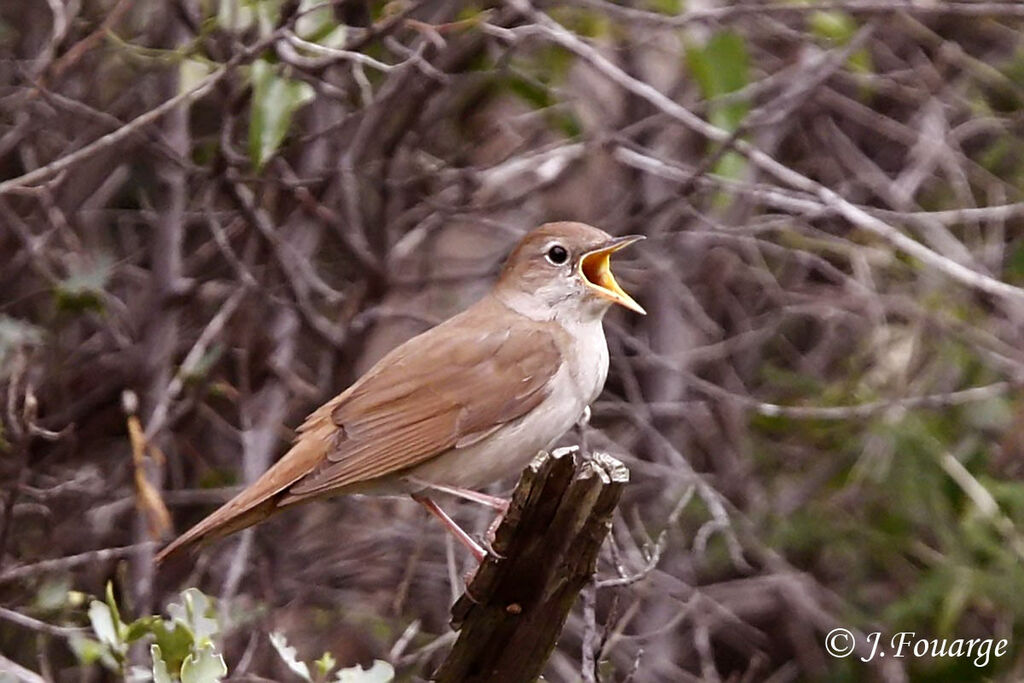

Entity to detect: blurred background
[3,0,1024,680]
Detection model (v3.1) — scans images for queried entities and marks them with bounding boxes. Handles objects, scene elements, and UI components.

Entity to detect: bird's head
[496,222,646,322]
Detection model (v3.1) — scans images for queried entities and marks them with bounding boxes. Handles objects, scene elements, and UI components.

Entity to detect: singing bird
[155,222,645,564]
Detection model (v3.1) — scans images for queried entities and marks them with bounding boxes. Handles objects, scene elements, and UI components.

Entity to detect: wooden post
[433,447,628,683]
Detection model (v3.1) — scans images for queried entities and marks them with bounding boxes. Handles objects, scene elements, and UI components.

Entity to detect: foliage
[248,59,315,170]
[78,585,226,682]
[270,631,394,682]
[685,30,750,189]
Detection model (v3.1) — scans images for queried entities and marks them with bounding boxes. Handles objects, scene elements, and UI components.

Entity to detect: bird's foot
[479,533,505,560]
[484,508,507,546]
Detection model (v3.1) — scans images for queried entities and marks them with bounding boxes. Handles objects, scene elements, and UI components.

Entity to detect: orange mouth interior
[581,251,613,291]
[580,249,646,314]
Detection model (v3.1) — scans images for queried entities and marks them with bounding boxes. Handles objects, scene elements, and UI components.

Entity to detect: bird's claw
[479,534,506,560]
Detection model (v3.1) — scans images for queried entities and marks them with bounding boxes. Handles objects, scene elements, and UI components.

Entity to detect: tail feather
[154,409,339,565]
[154,391,343,565]
[154,497,277,564]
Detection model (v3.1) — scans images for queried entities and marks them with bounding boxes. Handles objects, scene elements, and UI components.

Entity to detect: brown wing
[155,298,561,563]
[281,311,561,501]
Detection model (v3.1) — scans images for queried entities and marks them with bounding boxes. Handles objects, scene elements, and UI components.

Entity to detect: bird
[155,221,645,564]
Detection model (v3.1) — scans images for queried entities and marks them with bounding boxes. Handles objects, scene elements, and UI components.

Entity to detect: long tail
[154,496,278,564]
[154,395,343,565]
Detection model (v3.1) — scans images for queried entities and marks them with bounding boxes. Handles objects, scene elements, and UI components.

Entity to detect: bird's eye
[545,244,569,266]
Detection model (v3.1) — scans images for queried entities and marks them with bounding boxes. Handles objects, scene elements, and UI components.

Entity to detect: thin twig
[0,544,152,584]
[504,3,1024,306]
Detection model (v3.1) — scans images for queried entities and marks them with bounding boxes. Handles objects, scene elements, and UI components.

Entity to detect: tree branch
[434,447,628,683]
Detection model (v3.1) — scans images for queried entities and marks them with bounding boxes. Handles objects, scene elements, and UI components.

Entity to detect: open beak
[578,235,646,315]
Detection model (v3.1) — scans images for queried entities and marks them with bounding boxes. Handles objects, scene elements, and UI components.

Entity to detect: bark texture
[434,447,628,683]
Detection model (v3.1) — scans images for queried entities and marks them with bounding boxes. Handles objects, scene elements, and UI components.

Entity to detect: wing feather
[282,311,561,501]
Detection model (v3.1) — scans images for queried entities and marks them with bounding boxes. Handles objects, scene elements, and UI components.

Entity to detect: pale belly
[399,365,589,490]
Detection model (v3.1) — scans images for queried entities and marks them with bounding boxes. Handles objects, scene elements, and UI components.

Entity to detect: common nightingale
[156,222,644,563]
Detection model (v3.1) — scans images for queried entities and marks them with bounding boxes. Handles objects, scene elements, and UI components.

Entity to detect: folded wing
[155,300,561,562]
[282,315,561,500]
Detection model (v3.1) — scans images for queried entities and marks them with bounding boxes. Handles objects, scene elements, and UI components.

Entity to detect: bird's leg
[433,484,509,547]
[411,493,486,563]
[427,483,510,512]
[412,482,510,558]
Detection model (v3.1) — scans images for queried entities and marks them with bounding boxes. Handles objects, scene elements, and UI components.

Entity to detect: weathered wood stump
[433,446,628,683]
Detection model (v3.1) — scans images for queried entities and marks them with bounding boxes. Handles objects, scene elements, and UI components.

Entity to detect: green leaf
[168,588,219,645]
[124,616,161,643]
[180,643,228,683]
[809,10,857,43]
[152,644,174,683]
[216,0,256,32]
[296,0,347,48]
[254,0,282,36]
[334,660,394,683]
[713,152,747,185]
[33,576,71,611]
[269,631,312,681]
[151,619,197,673]
[644,0,681,16]
[180,58,214,96]
[104,582,121,627]
[686,30,750,132]
[184,589,216,641]
[88,600,122,652]
[1006,242,1024,283]
[53,254,113,314]
[685,30,751,191]
[808,11,873,80]
[938,568,973,636]
[69,635,110,667]
[248,59,315,169]
[848,48,874,76]
[963,397,1013,431]
[548,7,609,39]
[315,652,337,678]
[181,346,224,387]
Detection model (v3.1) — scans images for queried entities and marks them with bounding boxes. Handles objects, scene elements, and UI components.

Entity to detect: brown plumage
[156,222,643,564]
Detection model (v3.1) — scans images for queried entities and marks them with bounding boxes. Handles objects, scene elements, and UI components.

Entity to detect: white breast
[563,316,610,405]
